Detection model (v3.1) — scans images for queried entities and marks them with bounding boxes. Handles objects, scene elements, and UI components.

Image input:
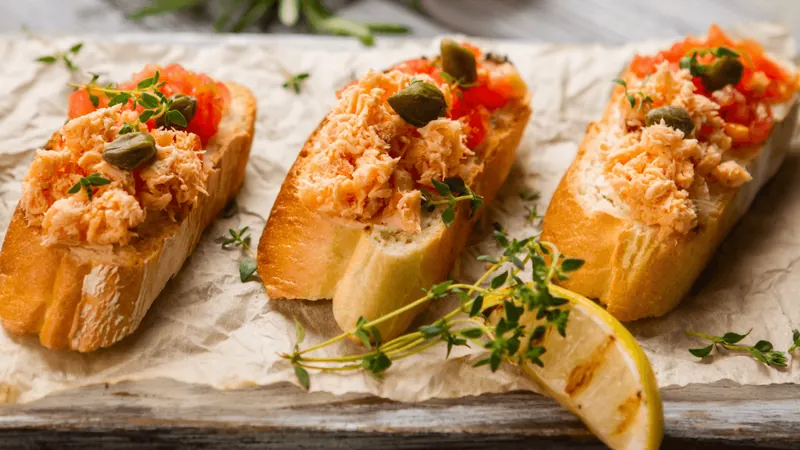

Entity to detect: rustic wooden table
[3,1,800,449]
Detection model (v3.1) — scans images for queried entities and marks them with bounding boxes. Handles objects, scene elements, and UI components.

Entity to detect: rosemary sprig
[613,78,653,110]
[68,70,187,133]
[222,226,258,282]
[67,173,111,200]
[130,0,410,45]
[282,228,584,389]
[420,177,483,227]
[686,329,788,368]
[36,41,83,72]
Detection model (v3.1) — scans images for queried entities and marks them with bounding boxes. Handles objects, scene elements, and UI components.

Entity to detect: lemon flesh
[491,284,663,450]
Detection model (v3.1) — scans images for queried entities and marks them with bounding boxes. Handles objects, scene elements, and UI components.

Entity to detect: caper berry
[701,56,744,92]
[102,132,157,170]
[388,81,448,128]
[484,52,509,65]
[155,94,198,130]
[440,38,477,84]
[645,106,695,136]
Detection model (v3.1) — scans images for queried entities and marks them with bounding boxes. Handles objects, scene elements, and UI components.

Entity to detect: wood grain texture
[3,379,800,449]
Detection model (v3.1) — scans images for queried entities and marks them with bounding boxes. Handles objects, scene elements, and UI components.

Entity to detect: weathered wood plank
[3,380,800,449]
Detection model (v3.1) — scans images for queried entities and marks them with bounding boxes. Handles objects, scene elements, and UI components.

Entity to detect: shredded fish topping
[20,105,209,246]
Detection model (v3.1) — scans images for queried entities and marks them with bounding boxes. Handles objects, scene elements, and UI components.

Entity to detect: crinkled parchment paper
[2,23,800,404]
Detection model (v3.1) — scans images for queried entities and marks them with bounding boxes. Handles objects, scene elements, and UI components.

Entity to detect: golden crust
[542,78,798,322]
[0,82,256,351]
[258,97,531,339]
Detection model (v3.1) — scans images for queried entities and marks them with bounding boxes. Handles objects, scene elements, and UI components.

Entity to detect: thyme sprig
[520,189,543,224]
[281,70,310,95]
[439,71,479,92]
[67,173,110,200]
[68,71,187,134]
[282,229,585,389]
[613,78,653,110]
[222,226,258,282]
[686,329,788,368]
[36,41,83,72]
[421,177,483,227]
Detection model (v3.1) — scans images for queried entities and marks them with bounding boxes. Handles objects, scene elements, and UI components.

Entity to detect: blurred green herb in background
[130,0,411,45]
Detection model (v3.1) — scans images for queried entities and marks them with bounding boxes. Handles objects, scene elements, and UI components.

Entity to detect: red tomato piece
[68,88,108,119]
[122,64,229,144]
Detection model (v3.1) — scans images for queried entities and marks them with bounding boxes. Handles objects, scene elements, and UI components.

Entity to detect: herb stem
[295,362,363,372]
[684,330,717,341]
[426,194,474,207]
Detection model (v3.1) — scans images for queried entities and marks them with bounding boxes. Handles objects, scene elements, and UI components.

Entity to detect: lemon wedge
[491,284,663,449]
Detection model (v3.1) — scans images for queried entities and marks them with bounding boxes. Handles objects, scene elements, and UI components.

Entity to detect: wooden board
[2,379,800,449]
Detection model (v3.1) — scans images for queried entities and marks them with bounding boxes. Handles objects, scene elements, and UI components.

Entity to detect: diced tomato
[463,106,490,149]
[68,89,109,119]
[394,58,436,77]
[706,24,734,48]
[121,64,229,144]
[66,64,228,145]
[460,42,483,59]
[627,24,798,148]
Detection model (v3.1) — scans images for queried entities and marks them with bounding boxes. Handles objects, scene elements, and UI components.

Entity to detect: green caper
[645,106,695,136]
[440,38,477,84]
[102,132,157,170]
[388,80,448,128]
[701,56,744,91]
[155,94,198,130]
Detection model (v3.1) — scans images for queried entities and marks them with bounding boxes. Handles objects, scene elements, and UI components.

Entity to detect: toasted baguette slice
[259,98,531,340]
[0,83,256,352]
[541,74,798,322]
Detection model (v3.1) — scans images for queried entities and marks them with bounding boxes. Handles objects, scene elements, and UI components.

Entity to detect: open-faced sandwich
[542,25,800,321]
[259,40,530,339]
[0,65,256,351]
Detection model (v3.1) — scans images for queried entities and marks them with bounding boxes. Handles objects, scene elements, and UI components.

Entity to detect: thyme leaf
[68,173,110,200]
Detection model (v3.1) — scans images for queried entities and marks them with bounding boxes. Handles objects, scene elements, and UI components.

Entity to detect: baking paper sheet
[2,23,799,404]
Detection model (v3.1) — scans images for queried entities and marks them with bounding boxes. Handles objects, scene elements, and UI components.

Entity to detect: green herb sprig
[36,42,83,72]
[222,226,258,282]
[613,78,653,110]
[282,228,584,390]
[686,329,787,368]
[679,46,740,77]
[439,71,479,91]
[520,189,543,224]
[130,0,410,45]
[69,71,187,133]
[788,329,800,353]
[282,71,310,95]
[420,177,483,228]
[67,173,111,200]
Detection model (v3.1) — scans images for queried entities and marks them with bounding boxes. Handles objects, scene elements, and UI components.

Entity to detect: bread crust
[0,83,256,351]
[542,78,798,321]
[258,97,531,339]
